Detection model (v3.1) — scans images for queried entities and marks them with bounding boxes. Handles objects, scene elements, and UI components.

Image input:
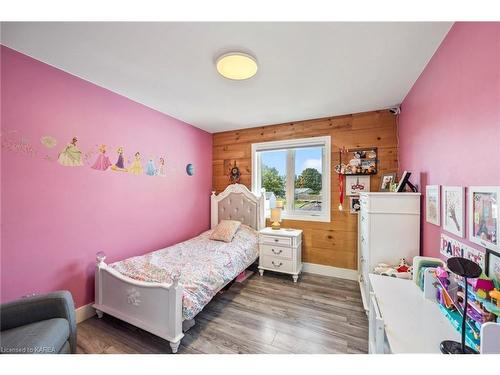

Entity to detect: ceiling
[1,22,452,133]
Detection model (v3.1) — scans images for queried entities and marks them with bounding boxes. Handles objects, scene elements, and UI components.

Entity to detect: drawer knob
[272,261,283,268]
[271,248,283,255]
[274,239,279,242]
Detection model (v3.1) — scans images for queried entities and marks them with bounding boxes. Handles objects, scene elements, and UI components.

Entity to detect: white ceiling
[1,22,452,133]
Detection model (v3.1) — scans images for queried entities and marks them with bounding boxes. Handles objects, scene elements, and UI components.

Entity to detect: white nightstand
[258,227,303,282]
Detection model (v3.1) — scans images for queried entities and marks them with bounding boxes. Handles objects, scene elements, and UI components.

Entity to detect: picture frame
[468,186,500,251]
[349,196,361,214]
[396,170,417,192]
[335,147,378,175]
[379,172,396,192]
[442,186,465,237]
[485,248,500,287]
[346,175,370,196]
[425,185,440,226]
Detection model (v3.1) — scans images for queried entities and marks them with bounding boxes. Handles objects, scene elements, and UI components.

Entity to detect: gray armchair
[0,291,77,354]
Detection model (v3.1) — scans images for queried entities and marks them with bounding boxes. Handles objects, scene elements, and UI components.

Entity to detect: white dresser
[258,227,302,282]
[358,192,421,310]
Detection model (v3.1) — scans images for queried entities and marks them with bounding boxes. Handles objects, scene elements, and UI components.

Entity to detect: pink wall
[399,22,500,259]
[1,46,213,307]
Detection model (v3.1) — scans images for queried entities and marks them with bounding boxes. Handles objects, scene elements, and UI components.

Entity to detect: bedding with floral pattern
[110,225,258,320]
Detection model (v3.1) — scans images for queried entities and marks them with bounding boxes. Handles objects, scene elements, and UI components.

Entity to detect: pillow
[210,220,241,242]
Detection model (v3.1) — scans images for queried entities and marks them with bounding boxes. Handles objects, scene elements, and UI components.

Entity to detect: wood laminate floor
[77,270,368,354]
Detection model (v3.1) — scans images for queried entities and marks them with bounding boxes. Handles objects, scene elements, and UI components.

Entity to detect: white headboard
[211,184,265,230]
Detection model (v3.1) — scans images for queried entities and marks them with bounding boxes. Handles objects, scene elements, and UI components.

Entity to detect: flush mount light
[216,52,258,80]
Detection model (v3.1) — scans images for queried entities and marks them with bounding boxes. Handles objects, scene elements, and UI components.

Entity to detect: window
[252,136,331,222]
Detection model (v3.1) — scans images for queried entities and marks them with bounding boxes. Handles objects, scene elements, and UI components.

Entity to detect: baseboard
[302,262,358,281]
[76,302,96,323]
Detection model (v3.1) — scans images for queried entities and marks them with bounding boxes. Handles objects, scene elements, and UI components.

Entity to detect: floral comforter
[110,225,258,320]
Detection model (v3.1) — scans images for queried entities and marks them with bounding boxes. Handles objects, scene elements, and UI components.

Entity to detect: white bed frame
[93,184,265,353]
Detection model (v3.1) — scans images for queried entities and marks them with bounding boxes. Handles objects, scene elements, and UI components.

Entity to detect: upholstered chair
[0,290,77,354]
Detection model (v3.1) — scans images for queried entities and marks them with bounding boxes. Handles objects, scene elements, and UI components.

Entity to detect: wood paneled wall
[212,110,398,270]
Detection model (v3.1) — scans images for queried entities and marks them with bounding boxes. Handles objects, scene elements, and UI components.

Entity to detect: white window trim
[251,136,331,223]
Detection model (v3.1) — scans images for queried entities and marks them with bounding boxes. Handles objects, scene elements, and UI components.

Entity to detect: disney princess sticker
[2,130,37,157]
[128,152,143,175]
[146,157,156,176]
[156,157,166,177]
[91,144,112,171]
[111,147,128,172]
[58,137,83,167]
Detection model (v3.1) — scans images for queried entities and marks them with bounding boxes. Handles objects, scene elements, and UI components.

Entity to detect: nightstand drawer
[261,244,292,260]
[261,256,294,273]
[261,235,292,246]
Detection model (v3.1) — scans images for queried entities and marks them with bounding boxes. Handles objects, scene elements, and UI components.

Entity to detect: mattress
[110,225,259,320]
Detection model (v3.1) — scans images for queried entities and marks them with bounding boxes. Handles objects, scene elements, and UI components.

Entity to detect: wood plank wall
[212,110,398,270]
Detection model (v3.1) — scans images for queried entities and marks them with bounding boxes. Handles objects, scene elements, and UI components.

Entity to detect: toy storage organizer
[368,269,500,353]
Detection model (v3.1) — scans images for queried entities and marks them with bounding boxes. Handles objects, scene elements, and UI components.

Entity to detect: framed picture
[379,172,396,192]
[425,185,440,226]
[346,176,370,196]
[485,248,500,287]
[336,147,377,175]
[396,170,417,192]
[468,186,500,251]
[442,186,465,237]
[350,196,361,214]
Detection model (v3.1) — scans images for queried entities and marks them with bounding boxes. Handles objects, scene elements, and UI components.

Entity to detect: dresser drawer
[261,256,294,273]
[261,235,292,247]
[261,244,293,260]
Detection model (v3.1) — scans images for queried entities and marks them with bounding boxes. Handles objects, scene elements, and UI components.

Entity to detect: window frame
[251,136,331,222]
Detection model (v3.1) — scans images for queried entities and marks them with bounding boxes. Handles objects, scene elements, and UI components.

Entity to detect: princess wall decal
[57,137,83,167]
[156,157,166,177]
[91,144,112,171]
[146,157,156,176]
[128,151,144,175]
[5,129,174,180]
[111,147,128,172]
[1,130,37,157]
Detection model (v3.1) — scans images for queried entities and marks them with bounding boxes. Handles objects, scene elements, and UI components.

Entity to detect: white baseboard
[76,303,96,323]
[302,262,358,281]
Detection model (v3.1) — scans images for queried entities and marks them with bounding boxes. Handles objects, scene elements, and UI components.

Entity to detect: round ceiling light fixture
[216,52,258,80]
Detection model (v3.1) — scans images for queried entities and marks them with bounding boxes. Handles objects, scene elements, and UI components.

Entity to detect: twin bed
[93,184,265,353]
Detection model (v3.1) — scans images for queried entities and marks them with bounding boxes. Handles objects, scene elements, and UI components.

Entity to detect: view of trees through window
[260,147,323,213]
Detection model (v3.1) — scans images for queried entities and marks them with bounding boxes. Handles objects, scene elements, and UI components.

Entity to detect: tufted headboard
[210,184,265,231]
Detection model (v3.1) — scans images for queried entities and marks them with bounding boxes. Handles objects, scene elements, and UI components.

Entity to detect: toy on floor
[374,258,413,279]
